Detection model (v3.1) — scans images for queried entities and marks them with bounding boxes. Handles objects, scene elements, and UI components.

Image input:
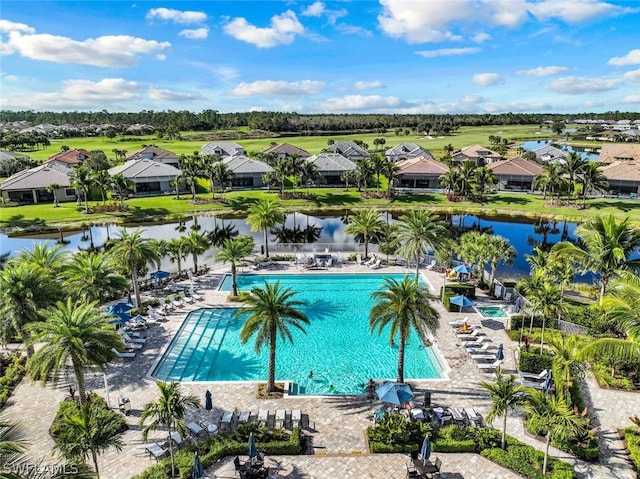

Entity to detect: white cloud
[529,0,628,23]
[231,80,324,96]
[0,19,35,34]
[608,49,640,66]
[302,2,327,17]
[148,88,204,101]
[2,31,170,67]
[354,80,384,90]
[146,8,207,25]
[179,28,209,40]
[485,0,530,27]
[472,32,491,43]
[584,100,604,108]
[622,94,640,104]
[517,66,568,77]
[322,95,406,111]
[224,10,304,48]
[416,47,480,58]
[623,69,640,83]
[336,24,373,36]
[0,78,141,110]
[473,73,503,86]
[548,76,620,94]
[0,72,18,81]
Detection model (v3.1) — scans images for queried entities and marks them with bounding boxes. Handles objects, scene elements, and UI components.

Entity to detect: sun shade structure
[449,295,474,308]
[452,264,473,274]
[248,433,258,459]
[106,302,133,315]
[375,382,414,405]
[150,270,170,280]
[495,343,504,361]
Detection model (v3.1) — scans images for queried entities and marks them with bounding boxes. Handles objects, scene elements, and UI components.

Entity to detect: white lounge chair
[189,288,202,301]
[478,359,503,371]
[275,409,286,428]
[356,255,362,265]
[179,290,193,304]
[238,411,251,423]
[464,408,483,427]
[363,256,376,266]
[188,270,201,283]
[124,341,143,350]
[466,342,495,353]
[257,409,269,426]
[448,317,469,327]
[520,369,548,381]
[291,409,301,429]
[470,354,499,361]
[219,411,234,430]
[111,348,136,360]
[520,380,547,389]
[457,329,485,340]
[121,331,146,344]
[370,259,382,269]
[170,295,182,308]
[464,337,492,347]
[426,259,437,270]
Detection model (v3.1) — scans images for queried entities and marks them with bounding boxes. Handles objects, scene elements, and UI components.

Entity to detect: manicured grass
[3,189,640,231]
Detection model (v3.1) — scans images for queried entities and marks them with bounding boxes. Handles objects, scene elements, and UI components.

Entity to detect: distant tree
[46,182,61,207]
[69,166,94,212]
[345,210,385,259]
[247,200,284,258]
[216,237,254,296]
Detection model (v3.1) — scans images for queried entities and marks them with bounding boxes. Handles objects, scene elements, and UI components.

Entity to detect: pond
[519,139,600,161]
[0,213,583,279]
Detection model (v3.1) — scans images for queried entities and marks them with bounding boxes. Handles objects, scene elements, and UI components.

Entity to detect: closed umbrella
[248,432,258,459]
[452,264,473,275]
[204,390,212,411]
[495,343,504,361]
[106,302,133,315]
[375,382,414,406]
[543,370,553,394]
[420,436,431,465]
[192,451,205,479]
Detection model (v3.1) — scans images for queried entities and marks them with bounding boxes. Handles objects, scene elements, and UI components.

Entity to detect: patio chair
[238,411,251,423]
[464,408,483,427]
[233,456,248,477]
[457,329,485,341]
[123,341,143,350]
[186,421,206,437]
[422,457,442,475]
[145,442,168,461]
[426,259,437,270]
[188,270,202,283]
[121,331,146,344]
[477,359,503,371]
[178,290,192,304]
[465,342,495,353]
[257,409,269,426]
[363,256,376,266]
[291,409,301,428]
[447,407,467,426]
[470,354,498,362]
[448,317,469,327]
[275,409,286,428]
[170,294,182,308]
[111,348,136,360]
[406,462,420,478]
[370,259,382,269]
[189,288,203,301]
[520,369,548,381]
[219,411,234,430]
[464,336,492,347]
[170,431,185,448]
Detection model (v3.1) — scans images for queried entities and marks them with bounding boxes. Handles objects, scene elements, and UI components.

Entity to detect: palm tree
[216,237,254,296]
[70,166,93,212]
[109,174,133,209]
[534,163,561,202]
[140,381,201,478]
[561,152,588,202]
[53,402,125,478]
[354,159,373,192]
[0,418,27,470]
[551,215,640,301]
[473,166,498,200]
[246,199,284,258]
[457,161,478,197]
[369,277,440,383]
[0,264,58,357]
[286,155,305,194]
[300,161,319,194]
[92,169,111,205]
[46,182,61,207]
[547,334,587,403]
[108,228,160,307]
[439,167,461,195]
[344,210,385,259]
[524,389,584,474]
[62,252,128,303]
[580,162,609,206]
[179,152,203,200]
[486,235,517,291]
[479,369,528,449]
[370,153,388,193]
[26,298,124,405]
[237,281,309,393]
[183,230,209,274]
[396,210,448,281]
[271,159,289,195]
[166,237,188,275]
[384,161,400,198]
[18,242,68,276]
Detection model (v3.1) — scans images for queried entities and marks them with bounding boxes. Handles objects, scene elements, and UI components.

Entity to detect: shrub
[624,427,640,471]
[367,412,432,453]
[592,363,636,390]
[0,353,25,408]
[50,393,128,438]
[518,350,553,373]
[475,427,502,451]
[510,314,546,330]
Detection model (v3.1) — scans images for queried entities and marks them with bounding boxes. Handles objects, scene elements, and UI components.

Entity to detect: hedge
[441,284,476,312]
[518,350,553,374]
[0,353,25,409]
[510,314,549,330]
[624,427,640,471]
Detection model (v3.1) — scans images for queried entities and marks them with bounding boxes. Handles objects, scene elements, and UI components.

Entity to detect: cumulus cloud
[622,94,640,104]
[224,10,304,48]
[529,0,627,23]
[146,8,207,24]
[231,79,324,96]
[2,31,170,67]
[322,95,407,111]
[354,80,384,90]
[548,76,620,94]
[608,49,640,66]
[0,19,35,34]
[623,69,640,83]
[416,47,480,58]
[148,88,204,101]
[473,73,503,86]
[179,28,209,40]
[517,66,568,77]
[301,1,347,24]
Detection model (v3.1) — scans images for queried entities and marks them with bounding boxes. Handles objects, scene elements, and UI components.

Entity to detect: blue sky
[1,0,639,114]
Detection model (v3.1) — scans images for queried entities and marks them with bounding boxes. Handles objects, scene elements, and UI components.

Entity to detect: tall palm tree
[534,163,561,202]
[286,155,305,194]
[246,199,284,258]
[46,182,61,207]
[479,369,528,449]
[0,264,58,357]
[473,166,498,200]
[216,237,254,296]
[183,230,209,274]
[524,389,584,474]
[300,161,319,194]
[18,242,68,276]
[551,215,640,301]
[370,153,388,193]
[62,252,128,303]
[486,235,517,290]
[580,162,609,206]
[561,152,588,202]
[457,160,478,197]
[140,381,201,479]
[369,277,440,383]
[547,334,587,403]
[69,166,93,212]
[384,161,401,198]
[26,298,124,405]
[53,402,125,479]
[109,174,133,209]
[271,159,289,195]
[527,281,564,350]
[179,153,203,200]
[344,210,385,259]
[354,159,372,192]
[166,237,188,275]
[396,210,448,281]
[108,228,160,307]
[237,282,309,393]
[92,169,111,205]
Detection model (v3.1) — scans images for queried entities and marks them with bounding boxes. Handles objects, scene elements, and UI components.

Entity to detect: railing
[264,243,373,255]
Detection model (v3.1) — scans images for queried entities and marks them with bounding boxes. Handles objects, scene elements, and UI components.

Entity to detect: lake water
[519,139,600,161]
[0,213,582,279]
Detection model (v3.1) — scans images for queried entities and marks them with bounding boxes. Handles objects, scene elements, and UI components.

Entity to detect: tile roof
[487,157,543,176]
[599,159,640,181]
[1,160,72,190]
[0,150,30,163]
[222,155,273,174]
[47,148,92,164]
[385,143,434,159]
[126,146,179,162]
[200,141,245,157]
[452,144,501,160]
[108,158,182,179]
[598,143,640,163]
[261,143,310,157]
[396,156,449,175]
[306,153,357,172]
[326,141,371,158]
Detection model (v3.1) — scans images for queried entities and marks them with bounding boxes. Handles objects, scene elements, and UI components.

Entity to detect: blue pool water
[153,274,444,395]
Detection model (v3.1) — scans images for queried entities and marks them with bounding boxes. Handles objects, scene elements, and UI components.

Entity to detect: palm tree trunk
[92,450,100,479]
[268,334,277,393]
[263,229,269,258]
[177,257,182,274]
[231,262,238,296]
[84,189,89,212]
[192,253,198,274]
[168,433,176,478]
[501,413,507,450]
[132,271,141,308]
[543,432,551,474]
[364,235,369,258]
[73,361,86,405]
[397,335,406,383]
[540,317,547,351]
[414,253,420,282]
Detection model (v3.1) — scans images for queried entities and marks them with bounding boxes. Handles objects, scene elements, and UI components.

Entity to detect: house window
[65,189,75,197]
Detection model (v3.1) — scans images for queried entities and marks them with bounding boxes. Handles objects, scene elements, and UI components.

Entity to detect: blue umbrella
[375,382,414,405]
[110,312,132,325]
[495,343,504,361]
[420,436,431,465]
[248,432,258,459]
[106,302,133,315]
[543,370,553,394]
[192,451,205,479]
[453,264,473,274]
[150,270,170,280]
[449,295,474,308]
[204,390,212,411]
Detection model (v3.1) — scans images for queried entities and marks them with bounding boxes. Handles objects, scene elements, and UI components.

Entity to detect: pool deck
[3,261,637,478]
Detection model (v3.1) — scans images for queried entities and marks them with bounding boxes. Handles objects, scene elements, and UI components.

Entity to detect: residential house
[396,156,448,190]
[261,143,310,161]
[325,141,371,162]
[47,148,91,165]
[385,143,434,163]
[0,160,76,204]
[0,150,31,175]
[600,160,640,195]
[451,144,501,166]
[598,143,640,163]
[222,155,272,188]
[533,145,567,164]
[126,146,180,168]
[487,157,543,192]
[306,153,356,186]
[201,141,245,158]
[108,158,181,195]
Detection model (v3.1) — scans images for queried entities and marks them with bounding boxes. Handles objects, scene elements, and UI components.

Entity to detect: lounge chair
[179,290,193,304]
[275,409,286,428]
[121,331,146,344]
[457,329,485,340]
[363,256,376,266]
[124,341,143,350]
[189,288,203,301]
[188,270,202,283]
[111,348,136,360]
[520,369,548,381]
[520,380,547,389]
[422,457,442,475]
[426,259,437,270]
[257,409,269,426]
[370,259,382,269]
[356,255,362,265]
[464,336,492,347]
[170,431,185,448]
[477,359,503,371]
[464,407,483,427]
[238,411,251,423]
[448,407,467,425]
[291,409,301,428]
[219,411,234,430]
[448,317,469,327]
[170,294,182,308]
[186,421,206,437]
[465,342,495,353]
[145,442,168,461]
[470,353,498,361]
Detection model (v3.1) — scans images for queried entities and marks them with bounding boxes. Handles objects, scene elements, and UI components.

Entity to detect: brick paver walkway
[2,262,637,478]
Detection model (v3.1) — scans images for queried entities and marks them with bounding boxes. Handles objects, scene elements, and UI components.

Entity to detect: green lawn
[2,189,640,231]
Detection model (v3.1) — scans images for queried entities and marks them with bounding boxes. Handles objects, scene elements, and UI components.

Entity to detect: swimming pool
[476,306,508,319]
[152,274,444,395]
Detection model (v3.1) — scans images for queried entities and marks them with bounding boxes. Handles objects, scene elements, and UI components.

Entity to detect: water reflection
[519,139,600,161]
